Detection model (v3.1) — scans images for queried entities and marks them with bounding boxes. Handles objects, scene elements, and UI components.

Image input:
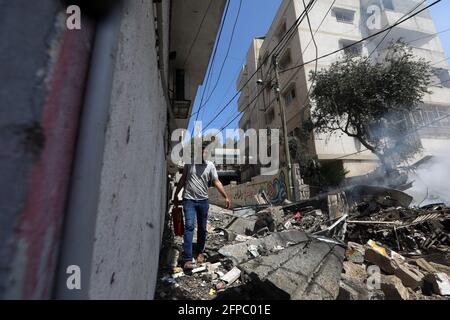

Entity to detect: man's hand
[213,179,230,210]
[225,197,231,209]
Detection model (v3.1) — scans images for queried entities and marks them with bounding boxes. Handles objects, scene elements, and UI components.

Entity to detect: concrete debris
[192,265,207,274]
[394,263,424,289]
[156,197,450,300]
[364,247,399,274]
[423,273,450,296]
[239,235,345,300]
[247,244,260,257]
[428,261,450,276]
[225,217,258,236]
[220,267,241,285]
[412,258,438,274]
[381,275,410,300]
[345,242,365,264]
[235,234,255,242]
[206,262,221,273]
[219,230,309,264]
[338,276,374,300]
[343,261,367,282]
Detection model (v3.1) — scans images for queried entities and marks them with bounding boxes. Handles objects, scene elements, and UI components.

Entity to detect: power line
[408,27,450,45]
[367,0,427,59]
[271,0,318,58]
[259,0,446,132]
[301,0,318,109]
[280,0,442,74]
[431,56,450,66]
[209,0,446,136]
[200,0,317,132]
[189,0,231,136]
[301,0,337,58]
[212,0,360,134]
[193,0,243,123]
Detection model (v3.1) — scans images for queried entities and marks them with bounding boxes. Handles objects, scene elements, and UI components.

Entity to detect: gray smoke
[406,154,450,207]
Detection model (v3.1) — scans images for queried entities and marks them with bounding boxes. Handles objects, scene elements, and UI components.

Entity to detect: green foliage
[310,42,433,168]
[289,135,348,190]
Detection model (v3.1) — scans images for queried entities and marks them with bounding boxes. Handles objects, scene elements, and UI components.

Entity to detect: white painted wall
[88,0,168,299]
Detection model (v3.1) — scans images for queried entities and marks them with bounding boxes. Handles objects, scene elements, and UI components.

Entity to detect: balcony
[379,9,435,38]
[411,47,448,67]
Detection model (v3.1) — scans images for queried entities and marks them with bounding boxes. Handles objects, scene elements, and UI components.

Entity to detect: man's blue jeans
[182,199,209,262]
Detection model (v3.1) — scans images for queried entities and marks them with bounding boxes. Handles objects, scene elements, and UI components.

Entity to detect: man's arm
[173,168,187,207]
[213,179,231,209]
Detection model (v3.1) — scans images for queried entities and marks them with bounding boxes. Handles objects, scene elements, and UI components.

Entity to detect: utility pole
[272,55,295,201]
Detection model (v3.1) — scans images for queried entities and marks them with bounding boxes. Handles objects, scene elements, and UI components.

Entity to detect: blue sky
[187,0,450,135]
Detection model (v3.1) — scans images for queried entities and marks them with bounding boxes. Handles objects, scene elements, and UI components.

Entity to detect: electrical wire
[199,0,317,132]
[207,0,446,138]
[189,0,231,137]
[367,0,427,59]
[280,0,442,74]
[191,0,242,123]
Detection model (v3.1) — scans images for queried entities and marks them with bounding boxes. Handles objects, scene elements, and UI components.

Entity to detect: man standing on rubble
[173,141,231,270]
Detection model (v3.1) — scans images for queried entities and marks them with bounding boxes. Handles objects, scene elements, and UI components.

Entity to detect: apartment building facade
[238,0,450,183]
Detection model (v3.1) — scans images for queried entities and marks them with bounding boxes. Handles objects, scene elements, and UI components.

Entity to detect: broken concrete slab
[192,265,207,274]
[206,262,221,273]
[338,276,371,300]
[394,263,424,289]
[423,273,450,296]
[428,261,450,277]
[413,258,438,274]
[238,234,345,300]
[247,244,260,258]
[219,230,310,265]
[364,248,399,274]
[381,275,410,300]
[343,261,367,282]
[221,267,241,285]
[225,217,258,236]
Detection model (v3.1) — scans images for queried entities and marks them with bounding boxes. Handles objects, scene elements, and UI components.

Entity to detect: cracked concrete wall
[0,0,94,299]
[87,0,168,299]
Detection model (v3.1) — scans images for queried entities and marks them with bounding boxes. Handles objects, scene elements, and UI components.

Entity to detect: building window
[278,49,292,70]
[382,0,394,11]
[333,8,355,24]
[340,39,362,56]
[283,85,296,106]
[432,68,450,88]
[410,105,450,128]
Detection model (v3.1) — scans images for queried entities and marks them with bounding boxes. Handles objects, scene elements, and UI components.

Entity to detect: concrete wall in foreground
[0,1,94,299]
[87,0,168,299]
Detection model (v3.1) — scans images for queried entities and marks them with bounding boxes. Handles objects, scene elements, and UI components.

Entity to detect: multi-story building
[238,0,450,183]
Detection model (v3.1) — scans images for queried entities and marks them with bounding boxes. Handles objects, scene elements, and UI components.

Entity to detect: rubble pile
[346,206,450,253]
[156,187,450,300]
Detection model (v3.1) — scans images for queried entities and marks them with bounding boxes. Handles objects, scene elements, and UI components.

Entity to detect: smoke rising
[406,154,450,207]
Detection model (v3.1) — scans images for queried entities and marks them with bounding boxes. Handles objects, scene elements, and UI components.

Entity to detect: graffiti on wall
[209,168,288,208]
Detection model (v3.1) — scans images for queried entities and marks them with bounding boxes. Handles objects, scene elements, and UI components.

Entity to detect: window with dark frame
[340,39,362,56]
[283,85,296,106]
[333,8,355,23]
